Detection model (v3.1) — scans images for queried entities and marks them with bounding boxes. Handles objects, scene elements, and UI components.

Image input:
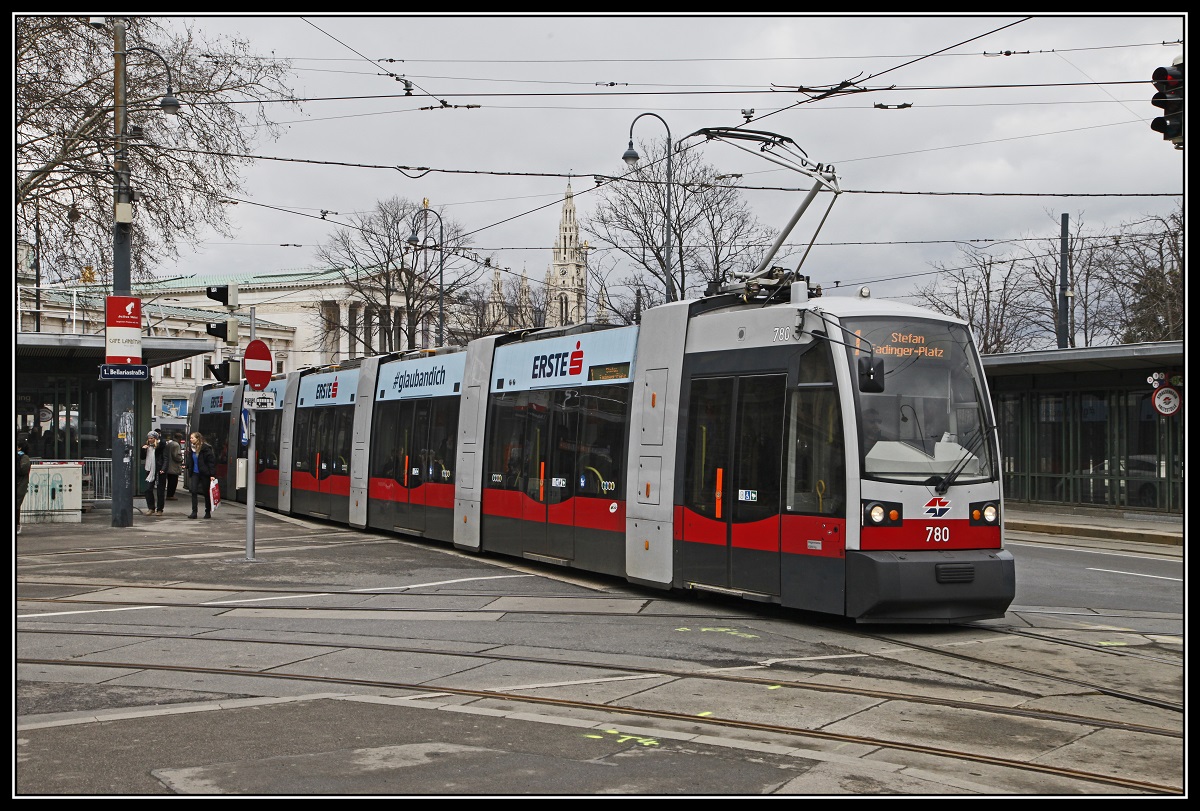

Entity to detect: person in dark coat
[165,432,184,499]
[185,431,217,519]
[17,440,32,535]
[142,431,169,515]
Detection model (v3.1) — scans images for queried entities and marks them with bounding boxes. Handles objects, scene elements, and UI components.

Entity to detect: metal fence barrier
[79,457,113,502]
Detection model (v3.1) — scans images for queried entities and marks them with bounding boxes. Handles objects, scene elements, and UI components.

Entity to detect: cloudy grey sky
[155,13,1186,306]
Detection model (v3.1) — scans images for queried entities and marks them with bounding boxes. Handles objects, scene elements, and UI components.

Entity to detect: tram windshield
[842,316,996,485]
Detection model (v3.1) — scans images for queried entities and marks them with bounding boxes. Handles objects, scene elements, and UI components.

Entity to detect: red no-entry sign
[244,339,273,391]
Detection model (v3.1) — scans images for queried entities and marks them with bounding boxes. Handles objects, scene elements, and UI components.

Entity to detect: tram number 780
[925,526,951,543]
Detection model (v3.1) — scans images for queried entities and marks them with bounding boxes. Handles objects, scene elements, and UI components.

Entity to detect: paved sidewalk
[1004,504,1183,547]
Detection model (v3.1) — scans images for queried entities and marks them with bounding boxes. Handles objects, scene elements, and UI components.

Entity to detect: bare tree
[314,197,482,352]
[584,140,775,306]
[448,268,546,344]
[16,15,299,285]
[1106,205,1184,343]
[915,246,1042,354]
[1013,211,1124,348]
[681,171,775,295]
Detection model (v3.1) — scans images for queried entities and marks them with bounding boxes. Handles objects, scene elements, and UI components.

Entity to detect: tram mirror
[858,356,885,393]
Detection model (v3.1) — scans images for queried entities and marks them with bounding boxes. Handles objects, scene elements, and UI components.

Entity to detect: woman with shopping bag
[185,432,217,519]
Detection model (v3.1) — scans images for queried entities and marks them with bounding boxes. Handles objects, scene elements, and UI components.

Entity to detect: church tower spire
[486,266,505,329]
[544,180,587,328]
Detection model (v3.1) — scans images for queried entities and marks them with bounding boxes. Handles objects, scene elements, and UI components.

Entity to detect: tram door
[681,374,787,595]
[545,391,582,561]
[394,399,431,534]
[313,409,337,516]
[518,395,551,555]
[295,405,352,520]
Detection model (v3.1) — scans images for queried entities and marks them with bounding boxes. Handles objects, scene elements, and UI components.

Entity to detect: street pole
[102,19,180,527]
[624,113,674,302]
[34,201,42,332]
[1058,213,1069,349]
[408,203,445,347]
[246,306,257,561]
[438,233,444,347]
[110,19,135,527]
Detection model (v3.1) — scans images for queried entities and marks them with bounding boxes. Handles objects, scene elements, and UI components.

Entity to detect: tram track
[15,625,1180,737]
[18,580,1183,716]
[967,624,1182,666]
[15,655,1180,795]
[840,627,1182,713]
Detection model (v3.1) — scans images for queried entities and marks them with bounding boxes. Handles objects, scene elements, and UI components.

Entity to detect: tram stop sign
[244,339,273,391]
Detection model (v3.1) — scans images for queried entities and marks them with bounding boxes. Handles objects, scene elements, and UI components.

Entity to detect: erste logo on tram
[531,341,584,380]
[314,376,339,400]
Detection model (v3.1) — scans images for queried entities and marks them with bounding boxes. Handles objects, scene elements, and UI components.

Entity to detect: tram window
[257,410,281,470]
[336,405,352,475]
[520,392,551,501]
[546,392,581,504]
[786,386,845,517]
[684,378,733,518]
[393,402,416,485]
[733,376,786,523]
[411,400,431,486]
[371,400,402,480]
[311,410,332,478]
[427,397,457,484]
[486,393,528,491]
[575,384,628,498]
[293,410,313,473]
[197,414,231,465]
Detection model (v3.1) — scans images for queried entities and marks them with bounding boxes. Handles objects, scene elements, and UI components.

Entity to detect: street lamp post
[407,202,445,347]
[622,113,676,302]
[108,19,179,527]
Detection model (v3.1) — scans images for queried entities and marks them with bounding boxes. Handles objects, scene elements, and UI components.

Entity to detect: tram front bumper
[845,548,1016,624]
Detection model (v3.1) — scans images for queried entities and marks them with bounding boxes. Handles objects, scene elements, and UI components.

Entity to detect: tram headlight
[862,500,903,527]
[969,500,1000,526]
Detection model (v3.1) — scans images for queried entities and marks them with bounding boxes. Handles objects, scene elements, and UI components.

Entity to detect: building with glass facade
[985,341,1183,515]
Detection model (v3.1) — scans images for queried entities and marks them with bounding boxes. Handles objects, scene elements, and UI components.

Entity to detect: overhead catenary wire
[64,20,1179,310]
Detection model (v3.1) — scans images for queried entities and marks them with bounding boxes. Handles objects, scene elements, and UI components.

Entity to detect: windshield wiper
[936,418,997,495]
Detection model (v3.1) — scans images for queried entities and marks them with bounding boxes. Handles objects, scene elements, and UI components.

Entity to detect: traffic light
[206,283,238,307]
[206,317,239,345]
[1150,59,1184,145]
[206,359,242,384]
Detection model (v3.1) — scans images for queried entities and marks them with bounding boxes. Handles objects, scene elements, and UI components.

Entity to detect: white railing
[17,285,91,334]
[79,458,114,501]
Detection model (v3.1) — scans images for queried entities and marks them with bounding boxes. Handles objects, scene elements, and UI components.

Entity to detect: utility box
[22,462,84,524]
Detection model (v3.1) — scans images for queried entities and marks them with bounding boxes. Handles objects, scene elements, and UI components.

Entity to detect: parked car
[1064,454,1166,508]
[1123,455,1165,508]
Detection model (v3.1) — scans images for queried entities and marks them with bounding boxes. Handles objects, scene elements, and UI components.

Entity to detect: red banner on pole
[105,296,142,364]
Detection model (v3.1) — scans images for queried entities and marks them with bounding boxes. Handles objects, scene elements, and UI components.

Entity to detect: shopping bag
[209,477,221,512]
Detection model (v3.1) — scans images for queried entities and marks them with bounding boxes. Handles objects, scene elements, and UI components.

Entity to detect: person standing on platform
[142,431,168,516]
[17,440,32,535]
[165,432,184,500]
[186,431,217,519]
